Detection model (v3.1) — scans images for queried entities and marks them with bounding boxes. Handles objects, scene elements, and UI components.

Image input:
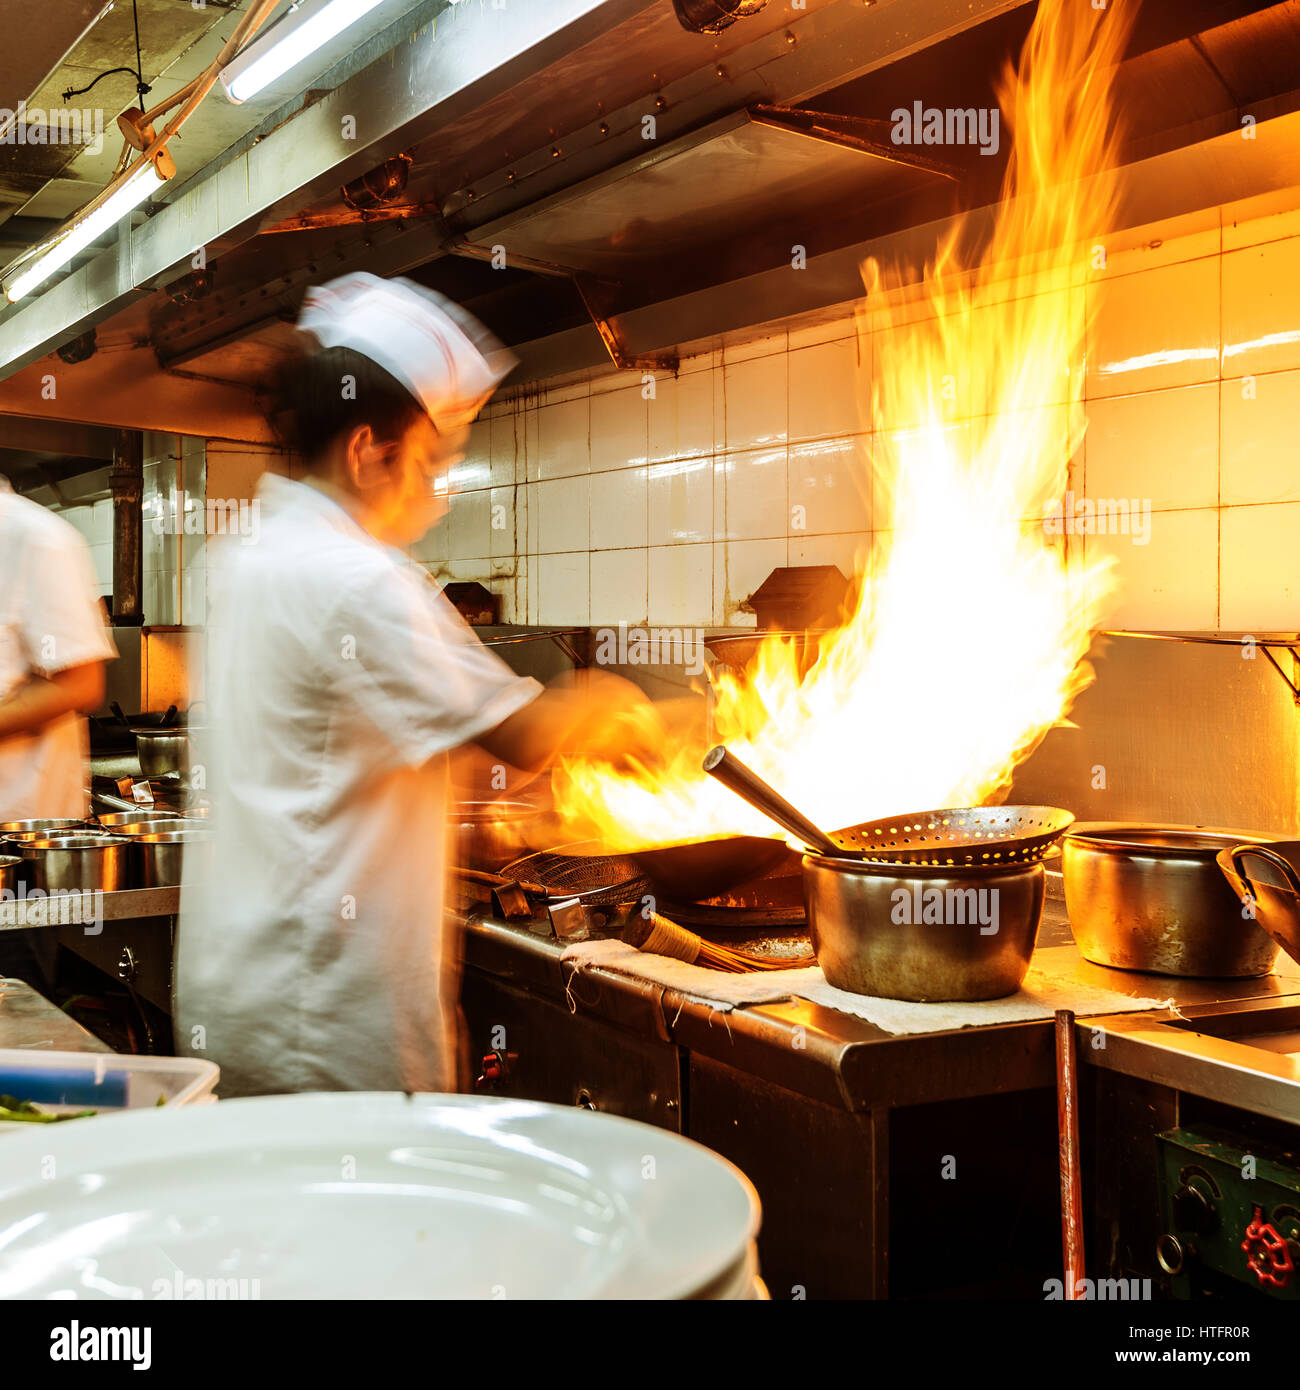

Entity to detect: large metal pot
[133,728,193,779]
[0,818,84,837]
[15,834,132,892]
[452,801,549,872]
[0,855,20,896]
[803,854,1044,1001]
[1062,824,1280,978]
[93,810,182,828]
[133,829,211,888]
[111,818,202,837]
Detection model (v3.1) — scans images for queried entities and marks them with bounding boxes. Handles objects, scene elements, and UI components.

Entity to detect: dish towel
[559,939,1174,1035]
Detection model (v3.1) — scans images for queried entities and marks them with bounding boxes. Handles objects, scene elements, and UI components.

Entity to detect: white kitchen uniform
[0,478,116,820]
[175,474,541,1097]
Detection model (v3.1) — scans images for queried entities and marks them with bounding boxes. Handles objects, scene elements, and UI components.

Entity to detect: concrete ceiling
[0,1,112,111]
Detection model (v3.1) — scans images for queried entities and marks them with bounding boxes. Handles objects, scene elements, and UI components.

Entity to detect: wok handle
[702,745,843,857]
[1226,844,1300,900]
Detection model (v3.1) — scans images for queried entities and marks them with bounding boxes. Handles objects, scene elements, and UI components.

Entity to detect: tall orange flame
[555,0,1135,850]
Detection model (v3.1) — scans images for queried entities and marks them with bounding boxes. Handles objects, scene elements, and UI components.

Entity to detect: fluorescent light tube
[221,0,390,104]
[3,153,175,304]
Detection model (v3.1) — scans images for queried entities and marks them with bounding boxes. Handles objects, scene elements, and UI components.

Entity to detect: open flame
[555,0,1135,851]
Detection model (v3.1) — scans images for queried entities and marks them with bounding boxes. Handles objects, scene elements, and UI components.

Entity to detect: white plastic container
[0,1049,218,1126]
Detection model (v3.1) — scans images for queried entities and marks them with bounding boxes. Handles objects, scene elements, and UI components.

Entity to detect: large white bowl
[0,1092,760,1300]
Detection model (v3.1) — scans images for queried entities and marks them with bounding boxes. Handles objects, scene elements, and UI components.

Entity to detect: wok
[503,836,792,905]
[629,835,793,900]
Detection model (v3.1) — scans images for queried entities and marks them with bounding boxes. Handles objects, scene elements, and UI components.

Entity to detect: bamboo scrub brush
[618,909,795,973]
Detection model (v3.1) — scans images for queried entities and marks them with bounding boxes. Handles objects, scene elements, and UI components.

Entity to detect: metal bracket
[748,104,964,183]
[442,234,678,374]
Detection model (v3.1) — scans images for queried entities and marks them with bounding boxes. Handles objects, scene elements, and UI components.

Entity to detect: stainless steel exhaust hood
[0,0,1298,425]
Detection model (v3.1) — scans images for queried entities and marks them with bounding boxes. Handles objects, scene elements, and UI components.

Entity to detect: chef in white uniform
[0,474,116,984]
[175,274,649,1097]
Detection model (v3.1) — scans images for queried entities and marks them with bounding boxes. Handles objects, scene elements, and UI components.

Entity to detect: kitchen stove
[1158,1125,1300,1299]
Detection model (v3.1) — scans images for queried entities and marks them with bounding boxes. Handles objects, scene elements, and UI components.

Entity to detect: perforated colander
[703,745,1073,869]
[830,806,1075,867]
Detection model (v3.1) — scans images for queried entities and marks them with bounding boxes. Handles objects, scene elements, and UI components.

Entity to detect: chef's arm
[477,688,607,773]
[0,662,106,741]
[477,673,655,774]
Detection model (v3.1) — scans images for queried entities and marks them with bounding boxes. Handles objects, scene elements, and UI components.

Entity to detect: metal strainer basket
[498,842,652,906]
[831,806,1075,867]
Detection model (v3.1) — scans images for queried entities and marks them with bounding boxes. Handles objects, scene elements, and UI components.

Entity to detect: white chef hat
[296,272,517,431]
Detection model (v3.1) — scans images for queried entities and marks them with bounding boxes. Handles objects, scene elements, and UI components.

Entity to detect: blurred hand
[479,669,663,774]
[566,671,664,767]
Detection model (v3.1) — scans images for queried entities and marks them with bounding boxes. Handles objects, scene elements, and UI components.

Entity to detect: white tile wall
[426,191,1300,633]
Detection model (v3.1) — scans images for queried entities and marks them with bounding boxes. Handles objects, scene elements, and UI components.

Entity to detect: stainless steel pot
[0,855,20,895]
[94,810,182,828]
[803,855,1044,1001]
[0,818,84,836]
[1062,824,1280,978]
[16,834,132,892]
[133,829,211,888]
[133,728,194,779]
[452,800,548,872]
[112,818,202,837]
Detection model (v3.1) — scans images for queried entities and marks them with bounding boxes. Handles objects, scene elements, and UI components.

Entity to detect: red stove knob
[1241,1207,1294,1289]
[474,1052,504,1090]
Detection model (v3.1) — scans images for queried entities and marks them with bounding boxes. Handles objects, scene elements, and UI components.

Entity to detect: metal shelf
[1102,630,1300,703]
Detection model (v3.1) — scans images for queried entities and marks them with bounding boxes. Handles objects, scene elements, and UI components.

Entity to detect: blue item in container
[0,1064,130,1109]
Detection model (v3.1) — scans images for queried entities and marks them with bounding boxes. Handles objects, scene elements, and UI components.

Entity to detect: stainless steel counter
[0,978,112,1053]
[458,892,1300,1115]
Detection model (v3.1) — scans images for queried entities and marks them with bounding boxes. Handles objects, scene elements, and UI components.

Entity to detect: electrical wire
[6,0,283,286]
[61,0,152,103]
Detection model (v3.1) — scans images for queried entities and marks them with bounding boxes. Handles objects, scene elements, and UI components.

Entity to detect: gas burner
[660,875,813,964]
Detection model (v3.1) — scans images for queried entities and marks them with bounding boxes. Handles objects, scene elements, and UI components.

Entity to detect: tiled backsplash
[420,189,1300,633]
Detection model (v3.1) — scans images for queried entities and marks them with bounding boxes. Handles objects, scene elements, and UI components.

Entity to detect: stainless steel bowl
[803,855,1044,1001]
[1062,824,1280,978]
[133,829,211,888]
[16,834,132,893]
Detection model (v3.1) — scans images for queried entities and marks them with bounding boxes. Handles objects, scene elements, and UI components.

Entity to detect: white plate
[0,1092,759,1300]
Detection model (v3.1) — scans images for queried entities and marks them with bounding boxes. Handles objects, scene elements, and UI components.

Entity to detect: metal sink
[1086,998,1300,1126]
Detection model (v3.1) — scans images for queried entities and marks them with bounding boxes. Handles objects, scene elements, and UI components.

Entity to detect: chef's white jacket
[175,474,540,1097]
[0,478,116,820]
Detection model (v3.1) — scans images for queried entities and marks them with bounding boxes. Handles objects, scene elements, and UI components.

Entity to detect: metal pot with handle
[133,728,193,779]
[1064,825,1280,978]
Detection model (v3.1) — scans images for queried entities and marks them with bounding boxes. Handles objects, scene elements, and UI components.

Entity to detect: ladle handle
[702,745,843,857]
